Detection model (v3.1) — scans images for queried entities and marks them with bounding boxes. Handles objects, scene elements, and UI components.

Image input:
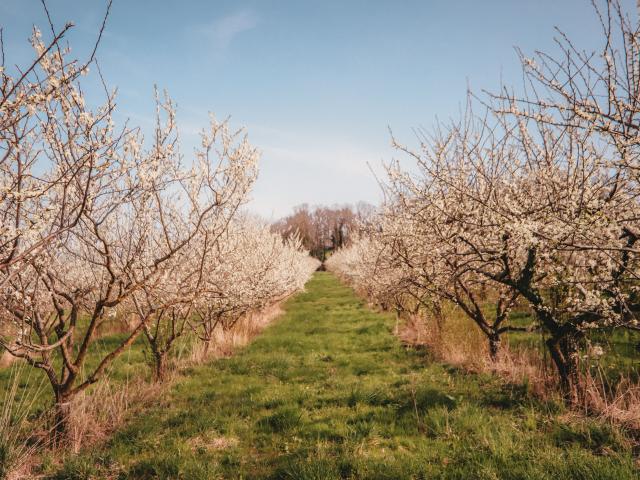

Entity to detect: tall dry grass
[398,309,640,433]
[188,301,285,364]
[65,377,165,454]
[0,361,50,480]
[581,370,640,432]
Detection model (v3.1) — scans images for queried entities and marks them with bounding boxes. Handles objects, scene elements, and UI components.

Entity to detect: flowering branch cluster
[328,0,640,402]
[0,18,317,438]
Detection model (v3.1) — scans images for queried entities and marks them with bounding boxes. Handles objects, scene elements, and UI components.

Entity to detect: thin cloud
[197,8,259,51]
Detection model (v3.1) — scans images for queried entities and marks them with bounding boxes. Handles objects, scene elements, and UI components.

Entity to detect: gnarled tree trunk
[52,388,74,447]
[546,332,582,404]
[488,332,501,361]
[152,349,168,383]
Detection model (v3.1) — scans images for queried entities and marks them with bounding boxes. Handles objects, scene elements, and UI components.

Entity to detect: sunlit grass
[46,272,637,479]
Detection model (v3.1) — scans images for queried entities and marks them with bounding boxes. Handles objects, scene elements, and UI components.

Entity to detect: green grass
[45,272,639,479]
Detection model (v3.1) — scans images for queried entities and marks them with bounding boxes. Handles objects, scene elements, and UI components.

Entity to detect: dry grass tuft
[487,346,556,397]
[0,361,50,480]
[66,377,166,454]
[189,301,285,364]
[581,371,640,431]
[398,310,486,370]
[187,433,239,452]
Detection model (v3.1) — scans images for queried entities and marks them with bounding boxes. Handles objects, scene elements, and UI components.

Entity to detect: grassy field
[44,272,639,479]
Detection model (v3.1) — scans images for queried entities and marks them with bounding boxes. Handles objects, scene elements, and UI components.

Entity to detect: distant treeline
[272,202,375,260]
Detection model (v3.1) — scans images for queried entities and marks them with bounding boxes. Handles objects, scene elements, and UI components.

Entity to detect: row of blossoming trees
[328,0,640,404]
[0,18,318,440]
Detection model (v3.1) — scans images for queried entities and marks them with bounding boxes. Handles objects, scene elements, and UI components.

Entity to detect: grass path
[57,272,638,479]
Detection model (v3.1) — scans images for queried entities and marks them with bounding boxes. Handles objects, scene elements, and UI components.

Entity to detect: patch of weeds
[47,457,99,480]
[127,457,181,479]
[273,457,341,480]
[258,407,302,433]
[551,419,630,453]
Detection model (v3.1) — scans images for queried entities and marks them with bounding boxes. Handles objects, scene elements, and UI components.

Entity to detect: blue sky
[1,0,613,218]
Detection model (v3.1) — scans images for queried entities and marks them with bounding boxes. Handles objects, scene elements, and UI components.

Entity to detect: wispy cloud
[197,8,259,51]
[242,124,385,218]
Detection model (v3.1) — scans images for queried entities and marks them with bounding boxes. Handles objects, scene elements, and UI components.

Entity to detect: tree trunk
[488,333,501,361]
[153,351,167,383]
[53,391,73,447]
[431,301,445,339]
[203,338,211,355]
[546,334,581,403]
